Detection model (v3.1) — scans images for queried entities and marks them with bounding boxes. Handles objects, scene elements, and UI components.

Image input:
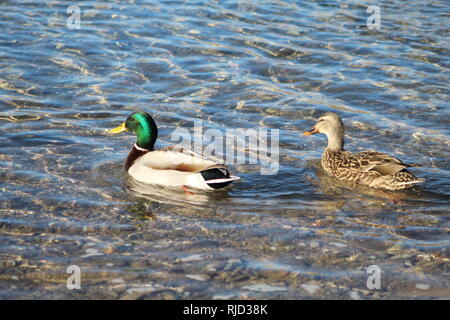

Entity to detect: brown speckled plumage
[305,112,424,191]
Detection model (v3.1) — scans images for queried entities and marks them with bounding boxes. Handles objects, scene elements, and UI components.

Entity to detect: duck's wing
[349,151,415,175]
[137,146,217,172]
[159,145,202,159]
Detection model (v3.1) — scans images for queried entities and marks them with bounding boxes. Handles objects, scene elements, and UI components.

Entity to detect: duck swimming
[304,112,424,191]
[109,112,240,190]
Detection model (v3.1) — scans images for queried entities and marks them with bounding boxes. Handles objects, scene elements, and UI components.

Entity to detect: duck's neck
[136,132,156,150]
[125,144,149,171]
[325,130,344,152]
[134,143,150,152]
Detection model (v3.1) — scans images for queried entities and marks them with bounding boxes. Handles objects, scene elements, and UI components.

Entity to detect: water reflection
[125,176,218,208]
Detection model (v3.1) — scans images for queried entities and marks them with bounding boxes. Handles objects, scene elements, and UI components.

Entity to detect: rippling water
[0,0,449,299]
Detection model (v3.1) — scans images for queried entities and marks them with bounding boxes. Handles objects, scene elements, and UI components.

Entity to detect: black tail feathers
[200,165,235,189]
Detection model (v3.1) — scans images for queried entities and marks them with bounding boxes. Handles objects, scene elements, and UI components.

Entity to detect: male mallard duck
[304,112,424,191]
[109,112,240,190]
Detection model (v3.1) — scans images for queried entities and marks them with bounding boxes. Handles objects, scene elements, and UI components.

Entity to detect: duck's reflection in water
[124,175,231,219]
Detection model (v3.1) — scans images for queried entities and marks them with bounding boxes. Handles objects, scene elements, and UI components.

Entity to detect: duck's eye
[318,119,324,123]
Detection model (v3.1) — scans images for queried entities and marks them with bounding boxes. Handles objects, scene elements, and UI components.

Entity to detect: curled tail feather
[199,165,240,189]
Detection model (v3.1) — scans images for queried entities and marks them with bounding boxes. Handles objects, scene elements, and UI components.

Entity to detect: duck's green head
[109,112,158,150]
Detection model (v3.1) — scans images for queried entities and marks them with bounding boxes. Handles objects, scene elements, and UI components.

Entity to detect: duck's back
[321,149,424,190]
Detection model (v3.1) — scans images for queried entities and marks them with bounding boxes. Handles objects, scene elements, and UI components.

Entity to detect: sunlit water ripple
[0,0,449,299]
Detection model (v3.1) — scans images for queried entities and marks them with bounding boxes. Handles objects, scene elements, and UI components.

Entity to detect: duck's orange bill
[304,127,319,135]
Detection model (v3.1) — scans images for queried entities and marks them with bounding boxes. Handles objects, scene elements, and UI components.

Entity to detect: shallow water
[0,0,449,299]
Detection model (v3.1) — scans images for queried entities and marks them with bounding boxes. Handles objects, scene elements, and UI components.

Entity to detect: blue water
[0,0,449,299]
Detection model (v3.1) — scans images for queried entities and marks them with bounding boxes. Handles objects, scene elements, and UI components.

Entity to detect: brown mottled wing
[349,151,412,176]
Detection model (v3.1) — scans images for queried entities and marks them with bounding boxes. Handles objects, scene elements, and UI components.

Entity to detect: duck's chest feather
[125,144,150,171]
[321,149,344,174]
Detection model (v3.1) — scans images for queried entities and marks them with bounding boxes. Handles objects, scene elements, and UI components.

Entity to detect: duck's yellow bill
[108,121,127,134]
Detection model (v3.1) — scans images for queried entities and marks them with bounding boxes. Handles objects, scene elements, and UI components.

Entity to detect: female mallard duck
[304,112,424,191]
[108,112,240,190]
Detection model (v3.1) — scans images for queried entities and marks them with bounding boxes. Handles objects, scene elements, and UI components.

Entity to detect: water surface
[0,0,449,299]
